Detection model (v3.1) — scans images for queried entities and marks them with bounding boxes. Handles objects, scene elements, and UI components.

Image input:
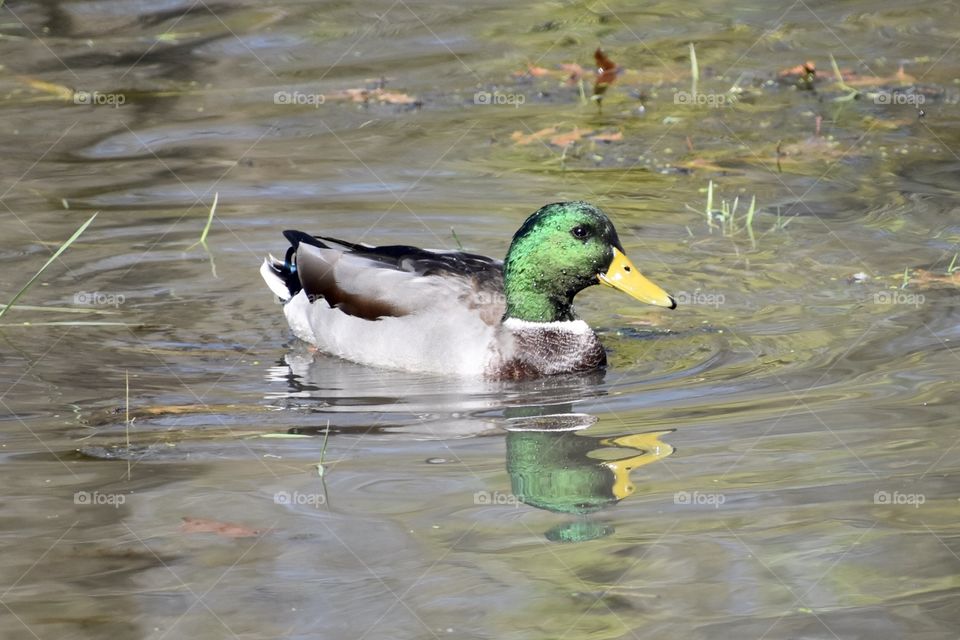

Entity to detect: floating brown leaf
[911,269,960,287]
[337,88,417,104]
[779,60,817,89]
[593,48,618,97]
[676,157,731,172]
[778,60,816,78]
[16,75,75,100]
[550,126,592,147]
[838,65,917,88]
[589,131,623,143]
[560,63,585,85]
[778,136,843,159]
[378,91,416,104]
[511,126,558,145]
[181,517,263,538]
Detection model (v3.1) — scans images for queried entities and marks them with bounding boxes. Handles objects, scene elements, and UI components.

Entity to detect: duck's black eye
[571,225,590,240]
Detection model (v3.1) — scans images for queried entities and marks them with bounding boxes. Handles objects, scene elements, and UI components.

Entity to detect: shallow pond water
[1,0,959,638]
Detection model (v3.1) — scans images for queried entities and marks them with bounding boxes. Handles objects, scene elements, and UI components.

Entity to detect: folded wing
[261,230,506,324]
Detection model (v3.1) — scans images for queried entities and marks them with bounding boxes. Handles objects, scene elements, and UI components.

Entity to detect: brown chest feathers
[494,321,607,380]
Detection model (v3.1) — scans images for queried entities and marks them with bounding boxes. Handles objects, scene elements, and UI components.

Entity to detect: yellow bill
[598,247,676,309]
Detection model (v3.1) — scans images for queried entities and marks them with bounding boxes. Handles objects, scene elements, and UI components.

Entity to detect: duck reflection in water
[504,414,674,543]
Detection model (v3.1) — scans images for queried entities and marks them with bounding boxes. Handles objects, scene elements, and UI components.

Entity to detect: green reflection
[504,417,674,541]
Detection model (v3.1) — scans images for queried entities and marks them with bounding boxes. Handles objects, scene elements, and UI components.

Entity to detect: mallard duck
[260,201,676,379]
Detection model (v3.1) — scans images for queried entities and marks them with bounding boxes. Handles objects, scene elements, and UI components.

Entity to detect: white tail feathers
[260,256,292,301]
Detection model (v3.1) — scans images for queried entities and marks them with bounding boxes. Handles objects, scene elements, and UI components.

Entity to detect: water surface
[1,1,959,638]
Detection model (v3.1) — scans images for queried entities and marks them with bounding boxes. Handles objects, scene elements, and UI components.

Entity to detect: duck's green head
[503,201,675,322]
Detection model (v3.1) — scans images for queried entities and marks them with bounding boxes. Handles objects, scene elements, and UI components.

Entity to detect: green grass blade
[829,54,843,83]
[4,304,118,314]
[0,321,130,327]
[746,195,757,249]
[689,43,699,97]
[705,180,714,230]
[829,54,859,100]
[0,211,98,321]
[188,192,219,250]
[731,195,740,234]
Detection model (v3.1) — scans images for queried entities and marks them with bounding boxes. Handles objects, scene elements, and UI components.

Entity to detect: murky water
[2,0,959,638]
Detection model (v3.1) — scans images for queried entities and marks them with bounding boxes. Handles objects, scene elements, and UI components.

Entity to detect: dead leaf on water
[137,403,252,416]
[333,88,417,104]
[778,60,816,78]
[550,126,591,147]
[589,131,623,143]
[593,48,618,98]
[839,65,917,88]
[180,517,264,538]
[559,63,584,84]
[911,269,960,288]
[16,75,74,100]
[777,136,845,160]
[526,65,553,78]
[676,157,732,172]
[861,115,914,131]
[511,126,558,145]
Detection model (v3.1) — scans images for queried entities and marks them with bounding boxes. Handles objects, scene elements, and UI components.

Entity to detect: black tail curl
[275,230,331,297]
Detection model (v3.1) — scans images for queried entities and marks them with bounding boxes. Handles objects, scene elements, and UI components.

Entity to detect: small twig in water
[125,369,131,481]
